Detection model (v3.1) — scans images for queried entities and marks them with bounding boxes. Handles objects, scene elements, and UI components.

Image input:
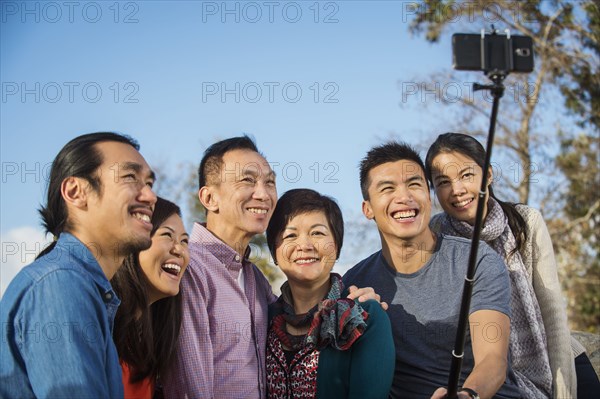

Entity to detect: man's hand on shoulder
[430,387,474,399]
[346,286,389,311]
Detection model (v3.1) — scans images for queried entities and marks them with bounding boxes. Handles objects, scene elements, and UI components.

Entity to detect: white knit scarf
[440,198,553,399]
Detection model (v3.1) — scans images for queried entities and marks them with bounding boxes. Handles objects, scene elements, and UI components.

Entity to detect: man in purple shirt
[162,136,379,398]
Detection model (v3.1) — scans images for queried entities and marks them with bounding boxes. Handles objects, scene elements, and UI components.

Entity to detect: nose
[393,186,413,204]
[140,184,158,207]
[297,235,316,252]
[450,180,466,196]
[171,241,184,258]
[253,181,271,201]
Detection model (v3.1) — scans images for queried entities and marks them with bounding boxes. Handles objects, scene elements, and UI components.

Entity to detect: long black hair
[37,132,139,258]
[110,197,184,383]
[425,132,527,255]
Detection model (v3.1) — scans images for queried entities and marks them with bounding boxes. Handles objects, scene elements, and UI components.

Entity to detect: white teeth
[295,258,318,264]
[162,263,181,275]
[392,210,416,219]
[133,212,151,222]
[453,198,473,208]
[248,208,267,214]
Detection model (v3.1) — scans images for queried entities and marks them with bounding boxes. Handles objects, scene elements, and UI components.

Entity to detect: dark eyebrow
[433,166,471,182]
[121,162,141,173]
[159,225,189,237]
[121,162,156,181]
[407,175,425,183]
[375,179,395,188]
[311,223,329,230]
[242,168,276,180]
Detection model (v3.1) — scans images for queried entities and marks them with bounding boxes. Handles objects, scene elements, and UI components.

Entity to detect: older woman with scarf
[265,188,395,399]
[425,133,599,399]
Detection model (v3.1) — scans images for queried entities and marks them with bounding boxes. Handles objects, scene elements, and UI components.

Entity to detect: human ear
[61,177,88,209]
[487,167,494,185]
[362,200,374,220]
[199,186,218,212]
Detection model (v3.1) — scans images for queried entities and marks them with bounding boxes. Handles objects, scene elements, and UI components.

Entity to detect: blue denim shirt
[0,233,124,398]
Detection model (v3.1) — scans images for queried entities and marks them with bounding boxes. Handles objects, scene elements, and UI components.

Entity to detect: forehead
[221,149,273,175]
[368,160,425,185]
[286,211,329,228]
[158,213,185,231]
[95,141,150,171]
[431,152,478,176]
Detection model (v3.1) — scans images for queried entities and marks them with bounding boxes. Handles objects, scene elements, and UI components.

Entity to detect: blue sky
[1,0,475,293]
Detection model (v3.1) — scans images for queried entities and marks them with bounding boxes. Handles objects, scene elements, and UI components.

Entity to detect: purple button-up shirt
[163,223,276,399]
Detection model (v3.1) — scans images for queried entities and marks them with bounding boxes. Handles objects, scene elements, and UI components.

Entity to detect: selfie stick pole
[445,72,505,399]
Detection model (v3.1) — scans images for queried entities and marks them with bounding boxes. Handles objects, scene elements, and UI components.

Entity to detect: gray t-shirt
[343,234,522,399]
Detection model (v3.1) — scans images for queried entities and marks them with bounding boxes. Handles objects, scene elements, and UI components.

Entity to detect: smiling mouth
[295,257,319,265]
[132,212,151,223]
[453,198,474,208]
[247,207,268,214]
[161,263,182,276]
[392,209,418,220]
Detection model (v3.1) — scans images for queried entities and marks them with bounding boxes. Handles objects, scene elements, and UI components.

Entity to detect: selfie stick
[445,29,508,399]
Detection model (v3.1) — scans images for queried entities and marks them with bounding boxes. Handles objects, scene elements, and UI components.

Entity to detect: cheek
[139,243,165,270]
[435,187,451,202]
[321,241,337,259]
[276,242,295,262]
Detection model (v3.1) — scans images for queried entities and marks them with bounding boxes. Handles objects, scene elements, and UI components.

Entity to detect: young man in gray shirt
[343,141,522,399]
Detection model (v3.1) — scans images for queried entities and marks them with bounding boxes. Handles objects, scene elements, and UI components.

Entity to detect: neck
[381,231,436,274]
[205,220,252,259]
[69,229,125,280]
[287,277,331,315]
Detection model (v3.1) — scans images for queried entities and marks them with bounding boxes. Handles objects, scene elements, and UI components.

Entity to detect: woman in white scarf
[424,133,591,399]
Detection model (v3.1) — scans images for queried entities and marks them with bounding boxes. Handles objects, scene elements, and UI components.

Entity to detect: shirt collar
[190,223,252,271]
[55,232,118,298]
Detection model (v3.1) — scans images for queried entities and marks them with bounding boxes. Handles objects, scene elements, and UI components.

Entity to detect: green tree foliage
[551,133,599,332]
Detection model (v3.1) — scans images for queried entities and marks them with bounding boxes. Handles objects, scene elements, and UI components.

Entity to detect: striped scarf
[440,198,552,399]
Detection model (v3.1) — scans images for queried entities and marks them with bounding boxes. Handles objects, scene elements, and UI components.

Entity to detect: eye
[161,231,173,239]
[123,173,137,182]
[462,172,474,180]
[380,186,393,193]
[266,178,276,187]
[436,179,449,187]
[241,176,256,184]
[282,233,297,240]
[311,230,326,237]
[181,238,189,246]
[146,180,155,189]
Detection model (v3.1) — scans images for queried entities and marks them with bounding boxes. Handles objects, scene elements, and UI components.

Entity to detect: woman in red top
[111,197,190,398]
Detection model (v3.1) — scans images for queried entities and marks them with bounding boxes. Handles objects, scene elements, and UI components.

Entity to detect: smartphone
[452,33,534,74]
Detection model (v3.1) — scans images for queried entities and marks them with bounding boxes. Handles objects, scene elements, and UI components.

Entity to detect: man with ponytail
[0,132,157,398]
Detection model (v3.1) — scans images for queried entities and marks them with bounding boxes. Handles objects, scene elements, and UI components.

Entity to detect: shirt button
[235,255,240,262]
[105,293,112,300]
